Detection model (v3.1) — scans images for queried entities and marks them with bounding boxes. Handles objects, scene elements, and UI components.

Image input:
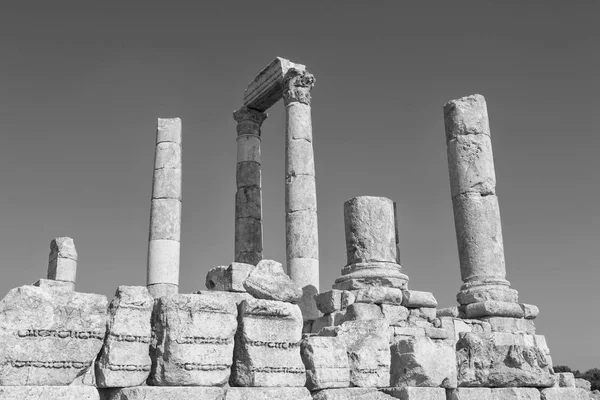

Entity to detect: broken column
[443,95,519,307]
[283,68,320,320]
[147,118,182,298]
[46,237,77,290]
[233,106,267,266]
[333,196,408,291]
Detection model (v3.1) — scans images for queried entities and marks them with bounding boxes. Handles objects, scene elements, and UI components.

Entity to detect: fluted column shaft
[147,118,182,298]
[233,107,267,265]
[283,68,320,320]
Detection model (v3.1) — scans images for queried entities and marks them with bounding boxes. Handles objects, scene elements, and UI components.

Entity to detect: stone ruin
[0,57,595,400]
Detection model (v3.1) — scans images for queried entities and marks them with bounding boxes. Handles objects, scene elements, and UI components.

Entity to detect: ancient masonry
[0,58,595,400]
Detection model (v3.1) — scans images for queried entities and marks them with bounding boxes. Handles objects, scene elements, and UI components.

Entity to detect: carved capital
[233,106,268,136]
[282,68,315,106]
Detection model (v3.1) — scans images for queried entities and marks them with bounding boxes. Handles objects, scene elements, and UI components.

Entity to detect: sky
[0,1,598,370]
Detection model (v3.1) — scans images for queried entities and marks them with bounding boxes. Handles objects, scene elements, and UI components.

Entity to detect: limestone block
[456,332,553,387]
[425,327,452,339]
[465,301,525,318]
[152,168,182,200]
[0,386,99,400]
[285,174,317,212]
[236,161,261,189]
[312,310,347,333]
[447,133,496,198]
[236,134,261,163]
[447,388,492,399]
[0,285,107,385]
[345,303,384,321]
[149,199,181,241]
[157,117,182,143]
[381,387,446,399]
[225,387,311,400]
[206,266,230,291]
[482,317,536,334]
[391,326,426,338]
[354,287,404,305]
[243,259,302,303]
[333,273,408,291]
[301,336,350,390]
[457,285,519,305]
[100,386,225,400]
[150,294,237,386]
[311,388,380,400]
[231,299,305,387]
[321,319,390,388]
[229,262,255,292]
[286,210,319,259]
[521,304,540,319]
[576,378,592,391]
[381,304,410,326]
[154,141,181,170]
[452,193,505,283]
[437,307,460,318]
[70,363,96,386]
[195,290,254,305]
[235,217,262,254]
[492,388,541,399]
[96,286,153,387]
[555,372,576,387]
[235,187,261,220]
[344,196,398,265]
[47,237,78,283]
[286,139,315,177]
[402,290,438,308]
[540,388,590,400]
[409,307,437,322]
[443,94,490,141]
[315,290,355,314]
[390,336,457,388]
[34,278,74,291]
[147,239,180,286]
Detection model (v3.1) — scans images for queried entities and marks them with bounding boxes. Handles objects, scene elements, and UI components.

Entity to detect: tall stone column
[444,94,518,306]
[233,106,267,265]
[283,68,320,320]
[147,118,182,298]
[333,196,409,290]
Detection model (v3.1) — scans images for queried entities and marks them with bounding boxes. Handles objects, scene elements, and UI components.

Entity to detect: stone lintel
[243,57,306,112]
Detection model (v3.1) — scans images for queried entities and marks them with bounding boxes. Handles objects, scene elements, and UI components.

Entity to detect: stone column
[46,237,77,290]
[444,94,518,305]
[283,68,320,320]
[233,106,267,265]
[333,196,409,291]
[147,118,182,298]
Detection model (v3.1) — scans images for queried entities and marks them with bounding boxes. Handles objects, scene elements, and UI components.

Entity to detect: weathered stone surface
[301,336,349,390]
[382,387,447,399]
[409,307,437,322]
[444,94,491,141]
[312,310,347,333]
[149,198,182,241]
[465,301,525,318]
[437,307,460,318]
[333,274,408,291]
[402,290,437,308]
[345,303,384,321]
[555,372,576,387]
[447,131,496,198]
[236,134,261,163]
[235,187,261,219]
[521,304,540,319]
[391,326,426,338]
[286,210,319,259]
[354,287,403,305]
[96,286,153,388]
[312,388,380,400]
[381,304,410,326]
[206,263,254,293]
[225,387,311,400]
[576,378,592,391]
[33,278,75,291]
[540,387,590,400]
[152,167,182,199]
[390,336,457,388]
[195,290,254,306]
[156,117,182,143]
[321,320,390,387]
[492,388,541,399]
[47,237,78,284]
[425,327,452,340]
[0,386,99,400]
[236,161,261,189]
[481,317,536,334]
[286,175,317,212]
[231,299,305,387]
[235,217,262,255]
[447,388,492,399]
[243,259,302,303]
[206,266,229,291]
[147,240,180,286]
[315,290,355,314]
[100,386,225,400]
[344,196,398,265]
[288,257,320,320]
[457,286,519,305]
[456,332,553,387]
[0,285,107,385]
[150,294,237,386]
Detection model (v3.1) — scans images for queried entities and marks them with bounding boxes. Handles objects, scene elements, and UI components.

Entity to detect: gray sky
[0,1,598,370]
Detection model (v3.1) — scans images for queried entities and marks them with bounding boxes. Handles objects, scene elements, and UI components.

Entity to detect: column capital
[283,68,315,106]
[233,106,268,137]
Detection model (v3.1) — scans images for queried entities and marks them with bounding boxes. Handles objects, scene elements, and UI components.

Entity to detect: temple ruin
[0,57,595,400]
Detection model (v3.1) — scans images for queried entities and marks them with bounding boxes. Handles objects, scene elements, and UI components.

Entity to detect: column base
[457,280,518,305]
[333,262,409,291]
[147,283,178,298]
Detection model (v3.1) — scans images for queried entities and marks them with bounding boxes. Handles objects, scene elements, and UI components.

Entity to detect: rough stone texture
[390,336,457,388]
[194,290,254,306]
[447,388,492,399]
[312,310,347,333]
[381,304,410,326]
[301,336,350,390]
[465,301,525,318]
[333,273,409,291]
[315,290,355,314]
[286,175,317,212]
[402,290,437,308]
[320,319,391,388]
[0,386,100,400]
[235,218,262,264]
[555,372,576,387]
[482,317,536,334]
[150,294,237,386]
[311,388,380,400]
[95,286,153,388]
[353,287,404,305]
[47,237,78,284]
[243,259,302,303]
[206,263,255,293]
[33,278,75,291]
[457,286,519,305]
[381,387,447,400]
[286,211,319,259]
[390,326,426,338]
[225,387,311,400]
[231,299,305,387]
[540,388,591,400]
[206,266,229,291]
[576,378,592,391]
[0,285,107,385]
[345,303,384,321]
[521,304,540,319]
[456,332,553,387]
[437,307,460,318]
[492,388,542,399]
[409,307,437,322]
[100,386,225,400]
